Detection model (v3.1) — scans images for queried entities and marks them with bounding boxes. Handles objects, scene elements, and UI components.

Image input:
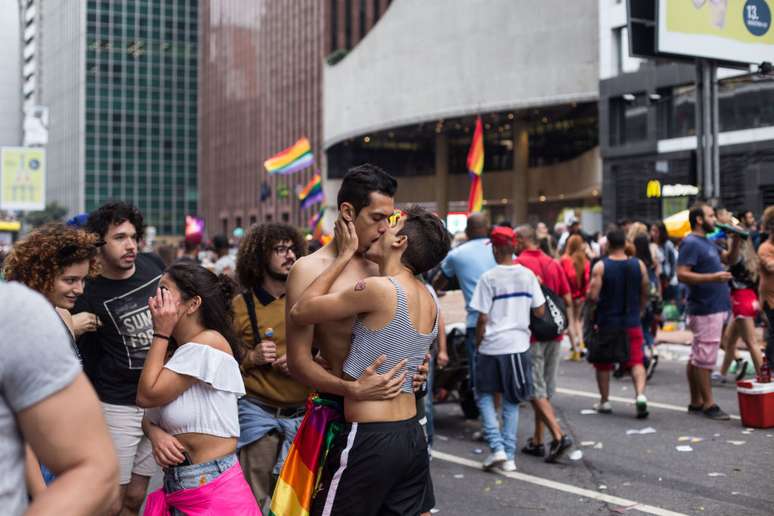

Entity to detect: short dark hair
[212,235,229,251]
[397,206,451,274]
[86,201,145,240]
[689,203,708,230]
[236,223,306,288]
[606,229,626,250]
[336,163,397,214]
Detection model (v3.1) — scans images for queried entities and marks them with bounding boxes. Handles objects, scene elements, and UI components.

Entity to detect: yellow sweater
[232,290,310,408]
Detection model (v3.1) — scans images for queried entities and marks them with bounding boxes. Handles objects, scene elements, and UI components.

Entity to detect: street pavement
[426,348,774,516]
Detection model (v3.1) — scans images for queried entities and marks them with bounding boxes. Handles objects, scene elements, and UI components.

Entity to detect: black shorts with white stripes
[475,351,534,404]
[310,416,429,516]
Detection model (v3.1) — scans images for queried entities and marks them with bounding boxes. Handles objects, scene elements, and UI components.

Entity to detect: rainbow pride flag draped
[298,174,323,210]
[264,138,314,175]
[309,208,325,241]
[269,395,343,516]
[466,116,484,213]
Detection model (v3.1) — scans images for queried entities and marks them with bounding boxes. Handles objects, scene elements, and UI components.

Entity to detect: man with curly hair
[73,201,166,516]
[231,222,310,508]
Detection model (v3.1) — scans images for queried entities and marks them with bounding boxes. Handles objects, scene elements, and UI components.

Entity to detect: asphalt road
[426,350,774,516]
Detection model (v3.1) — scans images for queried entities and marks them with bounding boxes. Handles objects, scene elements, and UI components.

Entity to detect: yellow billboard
[658,0,774,64]
[0,147,46,211]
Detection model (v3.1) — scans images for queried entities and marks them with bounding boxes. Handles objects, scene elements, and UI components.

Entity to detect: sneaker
[499,459,517,472]
[593,401,613,414]
[482,450,507,470]
[635,395,649,419]
[735,360,749,381]
[687,404,703,414]
[521,438,546,457]
[546,435,573,463]
[703,404,731,421]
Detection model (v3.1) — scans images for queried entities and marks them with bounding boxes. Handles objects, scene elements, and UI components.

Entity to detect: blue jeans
[477,392,519,460]
[465,327,477,394]
[423,358,435,446]
[163,453,237,516]
[237,398,303,475]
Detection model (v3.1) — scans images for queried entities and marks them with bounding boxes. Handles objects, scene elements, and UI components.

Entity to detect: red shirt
[559,256,590,300]
[515,249,570,298]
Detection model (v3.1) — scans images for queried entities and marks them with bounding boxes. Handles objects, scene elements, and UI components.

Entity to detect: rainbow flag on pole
[269,395,343,516]
[309,208,325,240]
[298,174,324,210]
[264,137,314,175]
[466,116,484,213]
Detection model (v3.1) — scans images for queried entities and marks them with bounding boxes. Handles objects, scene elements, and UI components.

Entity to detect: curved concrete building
[324,0,602,227]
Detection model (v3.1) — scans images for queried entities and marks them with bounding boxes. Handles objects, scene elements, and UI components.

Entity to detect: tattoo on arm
[354,280,366,292]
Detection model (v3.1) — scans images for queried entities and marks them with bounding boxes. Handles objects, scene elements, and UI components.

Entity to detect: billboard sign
[658,0,774,64]
[0,147,46,211]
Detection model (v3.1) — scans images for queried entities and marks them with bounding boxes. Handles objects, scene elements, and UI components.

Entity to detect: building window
[609,93,648,146]
[330,0,338,51]
[658,85,696,139]
[345,0,352,50]
[612,28,623,75]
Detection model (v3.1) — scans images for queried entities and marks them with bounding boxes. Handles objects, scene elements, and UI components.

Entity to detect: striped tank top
[343,277,439,393]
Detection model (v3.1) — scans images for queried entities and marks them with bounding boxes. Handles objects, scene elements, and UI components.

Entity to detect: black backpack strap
[241,291,261,346]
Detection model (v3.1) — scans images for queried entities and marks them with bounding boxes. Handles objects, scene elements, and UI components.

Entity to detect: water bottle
[758,356,771,383]
[264,327,274,340]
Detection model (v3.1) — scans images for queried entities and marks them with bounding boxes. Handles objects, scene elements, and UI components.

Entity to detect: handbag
[585,259,633,364]
[529,258,569,341]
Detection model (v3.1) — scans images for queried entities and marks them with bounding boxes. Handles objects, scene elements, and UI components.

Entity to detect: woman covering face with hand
[136,262,260,515]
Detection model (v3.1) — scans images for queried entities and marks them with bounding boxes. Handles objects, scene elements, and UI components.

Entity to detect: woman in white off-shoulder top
[137,262,260,515]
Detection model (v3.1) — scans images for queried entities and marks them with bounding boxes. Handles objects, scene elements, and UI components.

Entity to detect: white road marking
[555,387,741,421]
[431,450,689,516]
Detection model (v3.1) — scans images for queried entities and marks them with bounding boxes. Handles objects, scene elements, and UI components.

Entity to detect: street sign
[658,0,774,65]
[0,147,46,211]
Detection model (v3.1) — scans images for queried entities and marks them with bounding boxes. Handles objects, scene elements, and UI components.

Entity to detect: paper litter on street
[675,445,693,452]
[626,427,656,435]
[593,442,604,449]
[707,472,726,477]
[580,441,596,447]
[568,450,583,461]
[726,440,746,446]
[580,409,597,415]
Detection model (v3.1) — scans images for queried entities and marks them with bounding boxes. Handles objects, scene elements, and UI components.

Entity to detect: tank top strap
[387,276,410,320]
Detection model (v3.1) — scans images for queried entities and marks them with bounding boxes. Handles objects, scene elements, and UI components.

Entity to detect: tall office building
[36,0,197,235]
[199,0,393,236]
[0,1,21,147]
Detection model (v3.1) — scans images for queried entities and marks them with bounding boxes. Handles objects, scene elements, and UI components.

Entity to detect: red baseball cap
[490,226,516,247]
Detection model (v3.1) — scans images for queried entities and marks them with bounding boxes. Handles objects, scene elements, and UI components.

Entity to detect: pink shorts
[687,312,726,370]
[731,288,759,318]
[593,327,645,371]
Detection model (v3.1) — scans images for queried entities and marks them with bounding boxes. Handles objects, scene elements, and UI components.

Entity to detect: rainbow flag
[269,395,343,516]
[298,174,324,210]
[264,137,314,175]
[466,116,484,213]
[309,208,325,240]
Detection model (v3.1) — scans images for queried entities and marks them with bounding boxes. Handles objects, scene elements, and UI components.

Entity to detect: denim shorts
[163,453,237,494]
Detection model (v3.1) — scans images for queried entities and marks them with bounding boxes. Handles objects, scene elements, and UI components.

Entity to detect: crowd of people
[1,161,773,515]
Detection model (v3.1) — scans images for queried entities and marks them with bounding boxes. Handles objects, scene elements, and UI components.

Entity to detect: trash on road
[726,440,746,446]
[678,436,691,442]
[611,503,639,513]
[707,472,726,477]
[580,409,597,415]
[472,448,483,455]
[568,450,583,461]
[676,445,693,452]
[436,435,449,441]
[593,442,604,449]
[599,485,607,490]
[453,474,464,479]
[580,441,596,447]
[626,427,657,435]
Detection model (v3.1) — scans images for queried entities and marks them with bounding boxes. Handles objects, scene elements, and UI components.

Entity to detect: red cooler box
[736,380,774,429]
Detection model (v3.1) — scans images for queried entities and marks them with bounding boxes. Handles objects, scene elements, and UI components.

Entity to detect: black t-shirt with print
[74,253,165,405]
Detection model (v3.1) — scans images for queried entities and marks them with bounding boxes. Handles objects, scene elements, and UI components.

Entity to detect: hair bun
[216,273,237,301]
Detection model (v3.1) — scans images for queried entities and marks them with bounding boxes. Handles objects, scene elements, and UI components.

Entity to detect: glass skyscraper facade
[83,0,197,234]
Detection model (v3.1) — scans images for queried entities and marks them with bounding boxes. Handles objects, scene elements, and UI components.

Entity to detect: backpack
[529,258,569,341]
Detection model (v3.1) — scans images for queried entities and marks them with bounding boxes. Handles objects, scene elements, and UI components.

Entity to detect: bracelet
[153,333,171,340]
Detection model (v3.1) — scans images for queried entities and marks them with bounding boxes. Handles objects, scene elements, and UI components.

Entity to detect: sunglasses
[388,210,403,228]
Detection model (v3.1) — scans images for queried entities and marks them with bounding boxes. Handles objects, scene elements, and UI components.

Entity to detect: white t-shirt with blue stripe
[470,264,545,355]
